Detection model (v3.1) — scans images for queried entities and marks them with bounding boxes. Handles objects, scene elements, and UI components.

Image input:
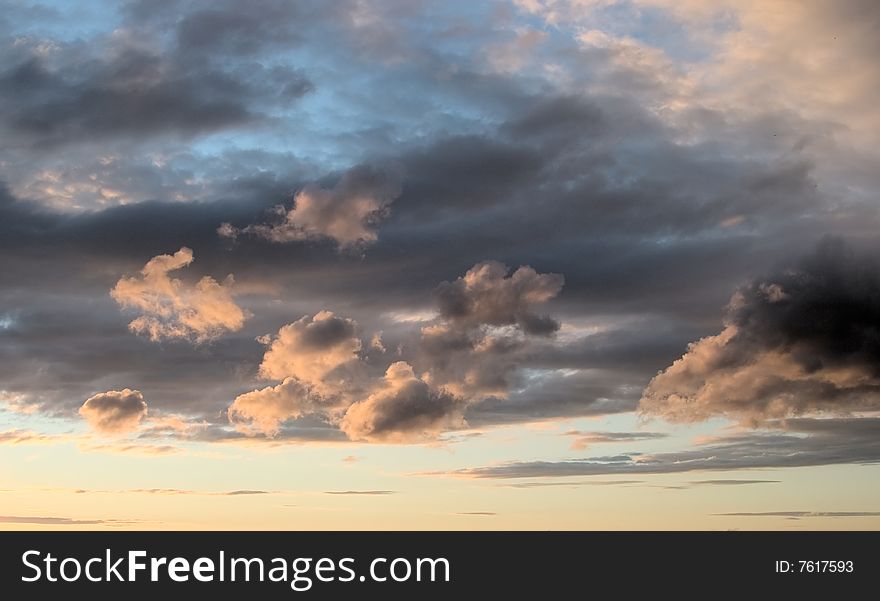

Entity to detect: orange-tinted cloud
[219,164,402,250]
[79,388,148,434]
[111,247,248,343]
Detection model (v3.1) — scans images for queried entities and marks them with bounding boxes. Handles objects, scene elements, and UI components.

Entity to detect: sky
[1,0,880,530]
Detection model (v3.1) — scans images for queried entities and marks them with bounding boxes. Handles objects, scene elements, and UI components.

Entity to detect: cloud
[226,260,570,442]
[324,490,396,495]
[220,164,402,250]
[79,442,180,455]
[340,362,463,442]
[714,511,880,519]
[228,310,366,436]
[500,480,644,488]
[111,247,248,343]
[258,311,362,388]
[228,377,321,436]
[446,417,880,478]
[641,239,880,424]
[419,261,565,401]
[434,261,564,334]
[0,0,315,151]
[689,480,780,487]
[564,430,668,450]
[73,488,271,496]
[0,429,64,445]
[0,516,139,525]
[79,389,148,434]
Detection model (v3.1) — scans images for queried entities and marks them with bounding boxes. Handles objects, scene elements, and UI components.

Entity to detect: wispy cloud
[0,515,143,526]
[323,490,396,495]
[716,511,880,519]
[72,488,273,496]
[690,480,780,487]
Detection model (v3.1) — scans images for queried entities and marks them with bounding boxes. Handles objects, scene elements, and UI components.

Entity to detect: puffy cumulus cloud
[641,239,880,424]
[258,311,362,394]
[79,389,148,434]
[435,261,564,335]
[340,362,463,442]
[111,247,248,343]
[421,326,524,399]
[229,314,466,441]
[228,377,321,436]
[419,261,564,400]
[219,164,402,250]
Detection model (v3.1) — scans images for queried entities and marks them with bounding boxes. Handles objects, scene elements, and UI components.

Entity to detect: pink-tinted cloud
[79,388,147,434]
[111,247,248,343]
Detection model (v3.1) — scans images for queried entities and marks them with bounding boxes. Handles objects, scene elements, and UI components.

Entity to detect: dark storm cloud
[447,418,880,478]
[641,239,880,424]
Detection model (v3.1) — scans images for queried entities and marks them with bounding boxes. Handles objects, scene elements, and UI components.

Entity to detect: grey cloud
[0,6,314,150]
[464,370,638,427]
[641,239,880,424]
[1,51,253,147]
[221,164,403,250]
[447,418,880,478]
[340,362,463,442]
[689,480,780,487]
[501,480,644,488]
[434,261,563,334]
